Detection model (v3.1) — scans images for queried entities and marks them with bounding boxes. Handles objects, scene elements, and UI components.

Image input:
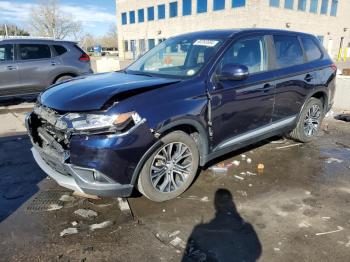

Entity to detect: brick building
[116,0,349,60]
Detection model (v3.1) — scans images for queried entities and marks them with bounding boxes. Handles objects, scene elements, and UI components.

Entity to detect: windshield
[126,36,224,78]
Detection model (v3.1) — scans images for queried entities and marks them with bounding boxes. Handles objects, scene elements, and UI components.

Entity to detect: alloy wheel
[150,142,193,193]
[303,104,321,137]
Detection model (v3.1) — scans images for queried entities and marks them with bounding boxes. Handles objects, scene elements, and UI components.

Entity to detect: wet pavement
[0,114,350,261]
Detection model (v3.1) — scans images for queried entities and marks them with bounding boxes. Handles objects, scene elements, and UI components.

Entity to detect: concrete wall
[334,76,350,110]
[116,0,350,60]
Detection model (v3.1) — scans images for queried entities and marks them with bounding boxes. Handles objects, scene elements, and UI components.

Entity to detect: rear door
[0,44,20,96]
[271,34,312,122]
[209,35,276,151]
[17,43,54,93]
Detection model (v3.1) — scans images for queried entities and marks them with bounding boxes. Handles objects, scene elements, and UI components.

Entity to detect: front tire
[289,97,324,143]
[137,131,199,202]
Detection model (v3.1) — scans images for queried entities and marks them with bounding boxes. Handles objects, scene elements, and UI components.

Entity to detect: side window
[53,45,67,56]
[19,44,51,60]
[0,44,14,62]
[220,37,267,74]
[273,35,304,68]
[301,37,322,61]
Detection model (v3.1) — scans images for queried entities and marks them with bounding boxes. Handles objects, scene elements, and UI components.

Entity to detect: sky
[0,0,117,37]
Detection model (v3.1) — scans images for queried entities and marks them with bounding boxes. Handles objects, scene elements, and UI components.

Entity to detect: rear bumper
[31,146,134,197]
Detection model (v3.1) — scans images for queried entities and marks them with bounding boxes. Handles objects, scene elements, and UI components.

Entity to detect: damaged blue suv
[26,29,336,202]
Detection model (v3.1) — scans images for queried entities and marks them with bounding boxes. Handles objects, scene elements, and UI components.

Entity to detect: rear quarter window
[301,37,322,62]
[53,45,67,56]
[273,35,304,68]
[19,44,51,60]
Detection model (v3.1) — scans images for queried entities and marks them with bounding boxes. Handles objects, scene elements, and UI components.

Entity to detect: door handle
[304,74,313,82]
[7,65,17,71]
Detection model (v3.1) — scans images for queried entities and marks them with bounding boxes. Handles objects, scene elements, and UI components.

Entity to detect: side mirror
[217,64,249,81]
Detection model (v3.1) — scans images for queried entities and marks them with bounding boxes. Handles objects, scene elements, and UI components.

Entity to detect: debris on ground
[169,230,181,238]
[241,154,247,160]
[47,204,63,211]
[237,190,248,197]
[178,196,210,202]
[200,196,209,202]
[89,221,112,231]
[315,226,344,236]
[169,236,186,249]
[335,114,350,122]
[232,160,240,166]
[234,175,244,180]
[71,221,78,226]
[74,209,98,219]
[73,191,100,200]
[210,166,228,175]
[247,158,252,164]
[325,157,343,164]
[257,163,265,172]
[60,227,78,237]
[275,143,302,150]
[59,195,75,202]
[117,198,130,211]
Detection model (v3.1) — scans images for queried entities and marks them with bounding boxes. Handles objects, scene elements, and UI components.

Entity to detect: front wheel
[137,131,199,202]
[289,97,324,143]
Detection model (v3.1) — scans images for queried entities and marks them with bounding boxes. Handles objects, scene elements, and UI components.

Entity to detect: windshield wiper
[125,70,154,77]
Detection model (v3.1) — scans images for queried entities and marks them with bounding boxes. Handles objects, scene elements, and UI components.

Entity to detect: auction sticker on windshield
[193,39,219,47]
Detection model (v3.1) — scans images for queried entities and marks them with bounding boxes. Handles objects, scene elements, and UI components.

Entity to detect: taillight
[79,53,90,62]
[331,63,337,72]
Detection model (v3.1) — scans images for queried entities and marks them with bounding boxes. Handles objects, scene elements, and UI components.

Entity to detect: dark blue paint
[38,29,336,189]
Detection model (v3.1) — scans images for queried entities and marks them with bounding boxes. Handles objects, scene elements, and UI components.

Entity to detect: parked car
[26,29,336,202]
[0,39,92,97]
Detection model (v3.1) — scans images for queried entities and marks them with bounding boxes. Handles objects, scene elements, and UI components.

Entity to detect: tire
[137,131,199,202]
[55,75,74,84]
[289,97,324,143]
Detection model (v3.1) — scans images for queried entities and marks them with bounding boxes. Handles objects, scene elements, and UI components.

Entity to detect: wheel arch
[52,72,77,84]
[130,119,209,185]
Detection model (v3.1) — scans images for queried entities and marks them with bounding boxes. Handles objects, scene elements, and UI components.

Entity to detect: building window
[232,0,246,8]
[147,7,154,21]
[297,0,307,11]
[284,0,294,9]
[138,9,144,23]
[183,0,192,15]
[321,0,329,14]
[148,39,155,50]
[330,0,338,16]
[197,0,207,13]
[158,4,166,19]
[269,0,280,7]
[170,2,178,17]
[214,0,225,10]
[129,11,135,24]
[121,12,127,25]
[124,40,129,52]
[310,0,318,13]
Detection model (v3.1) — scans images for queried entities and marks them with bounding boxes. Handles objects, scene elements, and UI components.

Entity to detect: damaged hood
[39,72,179,112]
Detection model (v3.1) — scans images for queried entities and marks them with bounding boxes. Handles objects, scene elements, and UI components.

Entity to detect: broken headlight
[64,111,142,133]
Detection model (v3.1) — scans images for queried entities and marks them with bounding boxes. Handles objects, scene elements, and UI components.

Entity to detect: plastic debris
[237,190,247,197]
[234,175,244,180]
[169,230,180,238]
[170,236,186,249]
[257,163,265,172]
[117,198,130,211]
[248,184,253,187]
[59,195,75,202]
[275,143,302,150]
[47,204,63,211]
[200,196,209,202]
[232,160,240,166]
[241,154,246,160]
[316,226,343,236]
[89,221,112,231]
[210,166,228,175]
[325,157,343,164]
[74,209,98,219]
[274,248,280,252]
[71,221,78,226]
[60,227,78,237]
[246,158,252,164]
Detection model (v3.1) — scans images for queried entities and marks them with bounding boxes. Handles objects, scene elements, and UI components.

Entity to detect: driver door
[209,35,276,150]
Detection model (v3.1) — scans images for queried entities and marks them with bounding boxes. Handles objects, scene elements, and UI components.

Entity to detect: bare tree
[0,24,30,37]
[29,0,82,39]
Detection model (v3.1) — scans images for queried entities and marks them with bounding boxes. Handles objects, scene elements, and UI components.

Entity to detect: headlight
[64,111,142,132]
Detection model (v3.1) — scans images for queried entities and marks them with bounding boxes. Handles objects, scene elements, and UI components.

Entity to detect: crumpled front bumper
[31,145,134,197]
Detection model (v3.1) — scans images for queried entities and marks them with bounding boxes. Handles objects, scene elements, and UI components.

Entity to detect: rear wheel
[137,131,199,202]
[289,97,324,142]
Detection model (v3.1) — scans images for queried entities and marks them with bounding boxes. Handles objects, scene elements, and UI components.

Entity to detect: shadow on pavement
[0,95,37,107]
[182,188,262,262]
[0,135,45,222]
